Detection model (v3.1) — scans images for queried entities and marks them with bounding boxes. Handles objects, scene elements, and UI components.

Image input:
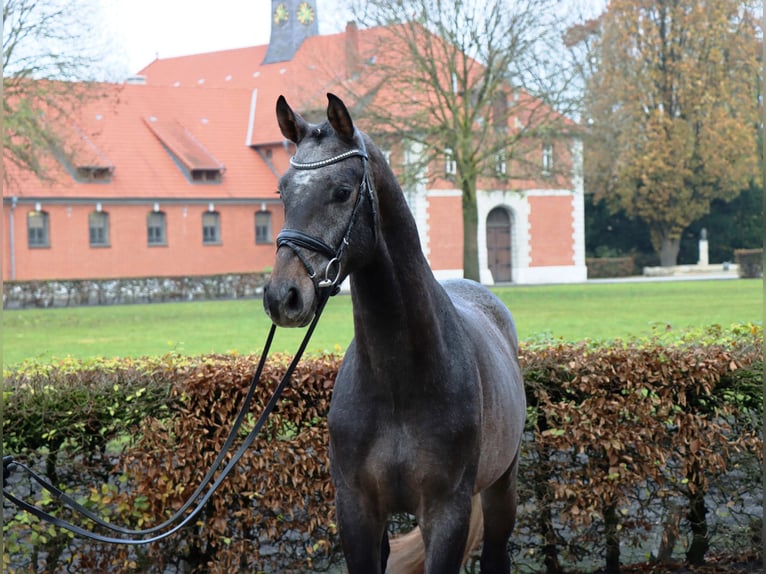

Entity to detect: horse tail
[387,494,484,574]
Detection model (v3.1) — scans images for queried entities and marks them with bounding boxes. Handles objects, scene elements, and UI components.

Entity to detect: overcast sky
[100,0,605,79]
[103,0,351,76]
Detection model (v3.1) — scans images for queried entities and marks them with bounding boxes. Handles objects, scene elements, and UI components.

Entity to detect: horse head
[263,93,378,327]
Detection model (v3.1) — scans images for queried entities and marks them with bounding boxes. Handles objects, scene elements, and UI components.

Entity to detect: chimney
[345,21,361,78]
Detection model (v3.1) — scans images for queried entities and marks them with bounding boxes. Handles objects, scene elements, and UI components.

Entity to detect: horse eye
[333,186,353,203]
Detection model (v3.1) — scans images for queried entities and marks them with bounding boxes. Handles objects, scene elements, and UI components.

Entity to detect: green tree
[582,0,761,266]
[347,0,579,281]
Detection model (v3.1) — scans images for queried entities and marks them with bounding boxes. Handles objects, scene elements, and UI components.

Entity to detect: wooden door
[486,207,512,283]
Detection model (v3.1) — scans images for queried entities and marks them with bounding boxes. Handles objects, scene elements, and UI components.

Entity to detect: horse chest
[328,391,481,511]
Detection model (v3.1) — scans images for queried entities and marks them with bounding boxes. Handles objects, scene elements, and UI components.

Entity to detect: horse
[263,93,526,574]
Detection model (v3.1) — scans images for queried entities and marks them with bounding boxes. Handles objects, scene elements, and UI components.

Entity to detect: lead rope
[2,290,332,545]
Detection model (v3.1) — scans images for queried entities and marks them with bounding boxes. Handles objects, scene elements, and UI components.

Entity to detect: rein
[1,287,333,545]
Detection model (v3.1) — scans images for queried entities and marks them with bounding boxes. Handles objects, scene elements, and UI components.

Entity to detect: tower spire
[263,0,319,64]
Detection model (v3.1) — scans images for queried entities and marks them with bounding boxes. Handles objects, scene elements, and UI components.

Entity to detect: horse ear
[276,95,308,144]
[326,93,355,141]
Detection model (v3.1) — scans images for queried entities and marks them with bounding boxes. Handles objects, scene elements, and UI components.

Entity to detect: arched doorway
[486,207,512,283]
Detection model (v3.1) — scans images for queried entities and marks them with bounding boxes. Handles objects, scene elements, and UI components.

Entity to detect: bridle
[276,129,377,296]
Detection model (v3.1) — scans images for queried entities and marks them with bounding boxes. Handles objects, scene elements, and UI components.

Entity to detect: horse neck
[349,155,452,367]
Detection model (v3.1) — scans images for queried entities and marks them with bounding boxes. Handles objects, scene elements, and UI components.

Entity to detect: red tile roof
[138,26,401,143]
[138,23,576,146]
[4,23,575,204]
[144,116,225,172]
[4,83,284,201]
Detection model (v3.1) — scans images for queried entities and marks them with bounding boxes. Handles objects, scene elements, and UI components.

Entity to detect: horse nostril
[263,280,309,325]
[285,285,302,314]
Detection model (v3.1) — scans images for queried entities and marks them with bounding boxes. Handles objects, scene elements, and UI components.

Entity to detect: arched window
[147,211,167,246]
[89,211,110,247]
[255,211,272,244]
[28,210,50,248]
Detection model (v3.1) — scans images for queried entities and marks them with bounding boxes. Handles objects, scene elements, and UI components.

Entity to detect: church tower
[263,0,319,64]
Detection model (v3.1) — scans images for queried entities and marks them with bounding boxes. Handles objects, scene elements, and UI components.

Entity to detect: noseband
[276,129,377,295]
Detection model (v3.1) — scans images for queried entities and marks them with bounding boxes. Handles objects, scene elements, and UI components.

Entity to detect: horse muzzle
[263,249,320,328]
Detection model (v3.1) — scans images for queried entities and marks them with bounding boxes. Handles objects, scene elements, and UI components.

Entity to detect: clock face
[296,2,315,26]
[273,2,289,26]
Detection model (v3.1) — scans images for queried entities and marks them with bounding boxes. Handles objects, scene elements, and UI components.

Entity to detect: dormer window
[191,169,223,183]
[54,125,114,184]
[76,166,114,182]
[145,117,225,184]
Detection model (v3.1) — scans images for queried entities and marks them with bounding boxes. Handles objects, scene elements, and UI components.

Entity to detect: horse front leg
[335,488,389,574]
[420,493,473,574]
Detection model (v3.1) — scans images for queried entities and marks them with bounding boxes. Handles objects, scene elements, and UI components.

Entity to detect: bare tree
[344,0,581,280]
[3,0,116,185]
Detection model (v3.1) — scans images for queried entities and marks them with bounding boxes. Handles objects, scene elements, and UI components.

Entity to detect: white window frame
[542,143,554,177]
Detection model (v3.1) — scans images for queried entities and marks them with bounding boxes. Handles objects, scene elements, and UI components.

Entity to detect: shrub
[2,325,762,573]
[586,256,635,278]
[734,248,763,278]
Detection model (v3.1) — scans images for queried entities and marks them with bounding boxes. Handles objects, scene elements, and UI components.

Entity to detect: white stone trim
[402,141,430,261]
[571,138,586,269]
[514,264,588,284]
[427,188,462,198]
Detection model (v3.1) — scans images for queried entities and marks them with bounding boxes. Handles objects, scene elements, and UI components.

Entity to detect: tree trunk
[686,469,709,565]
[658,235,681,267]
[532,415,563,574]
[604,503,621,574]
[535,459,563,574]
[462,179,480,281]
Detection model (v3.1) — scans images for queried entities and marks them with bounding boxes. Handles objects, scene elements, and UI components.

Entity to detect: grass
[3,278,762,369]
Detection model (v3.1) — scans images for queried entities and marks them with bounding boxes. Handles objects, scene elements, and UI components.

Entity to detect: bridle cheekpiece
[276,129,377,295]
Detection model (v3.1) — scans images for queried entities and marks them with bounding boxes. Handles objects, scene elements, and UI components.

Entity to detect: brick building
[2,0,586,285]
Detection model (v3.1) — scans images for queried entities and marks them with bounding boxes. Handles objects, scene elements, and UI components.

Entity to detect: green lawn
[3,279,762,369]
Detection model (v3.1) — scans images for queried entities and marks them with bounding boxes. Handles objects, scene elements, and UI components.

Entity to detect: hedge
[586,257,635,279]
[734,249,763,279]
[2,325,762,573]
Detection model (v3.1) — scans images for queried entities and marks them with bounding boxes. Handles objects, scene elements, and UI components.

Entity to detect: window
[542,143,554,177]
[255,211,272,244]
[28,210,50,248]
[147,211,167,246]
[75,166,113,182]
[445,148,456,176]
[190,169,222,183]
[202,211,221,244]
[89,211,110,247]
[496,151,507,176]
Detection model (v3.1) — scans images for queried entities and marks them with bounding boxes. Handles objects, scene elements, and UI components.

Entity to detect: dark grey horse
[263,93,526,574]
